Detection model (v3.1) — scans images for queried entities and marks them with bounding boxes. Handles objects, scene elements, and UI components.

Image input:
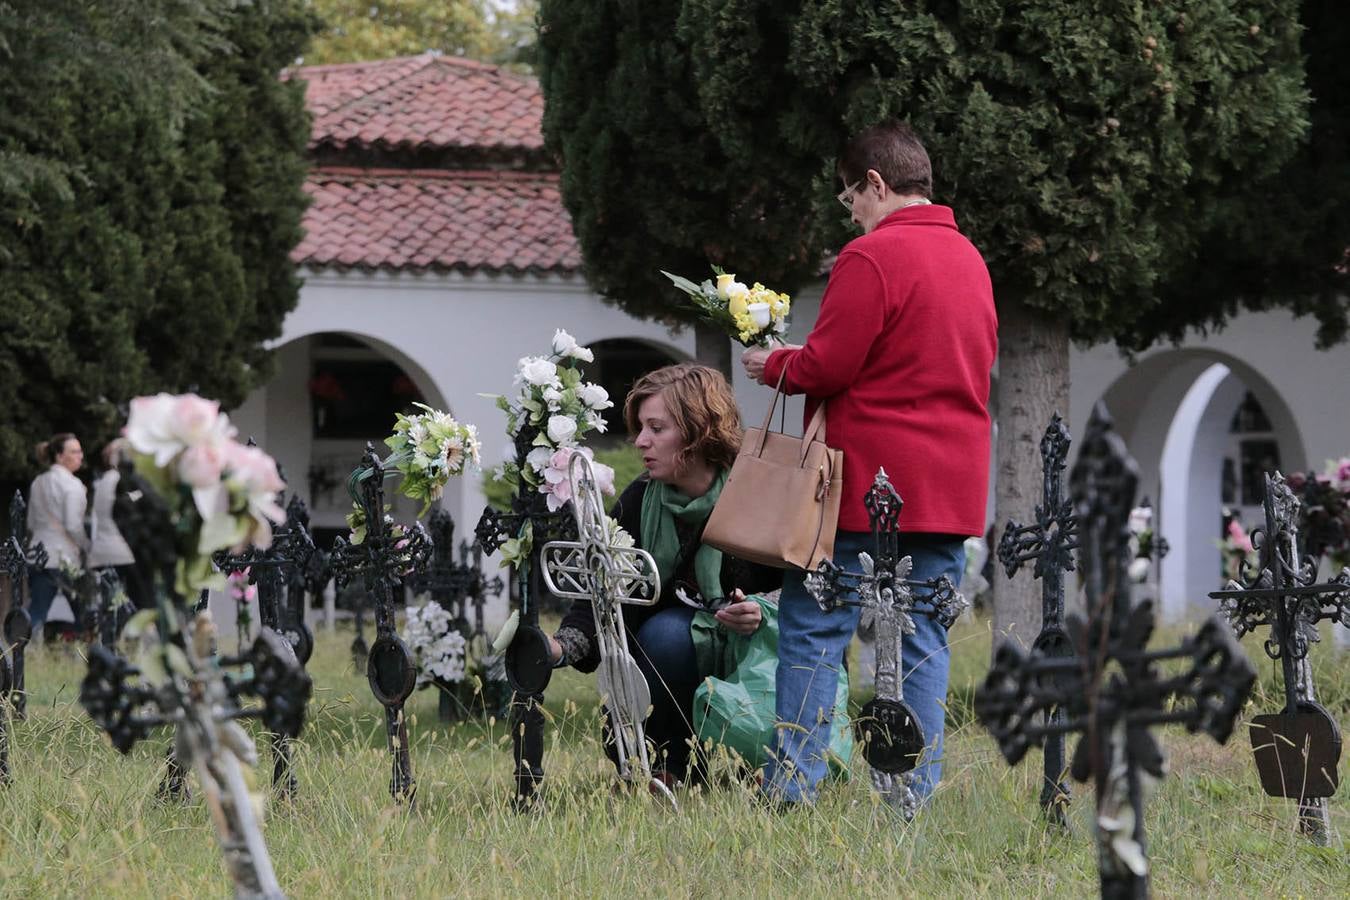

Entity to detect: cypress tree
[0,1,314,484]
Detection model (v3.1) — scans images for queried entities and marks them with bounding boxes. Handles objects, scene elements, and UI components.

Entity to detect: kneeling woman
[547,364,781,786]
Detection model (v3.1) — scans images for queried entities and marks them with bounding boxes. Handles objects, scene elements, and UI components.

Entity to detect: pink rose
[178,442,226,489]
[1227,520,1253,553]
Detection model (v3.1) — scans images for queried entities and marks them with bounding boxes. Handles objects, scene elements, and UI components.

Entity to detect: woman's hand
[547,635,563,665]
[715,589,762,635]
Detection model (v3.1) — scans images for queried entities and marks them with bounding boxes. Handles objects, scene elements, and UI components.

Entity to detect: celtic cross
[541,452,667,803]
[330,444,431,805]
[214,490,317,800]
[81,464,312,898]
[976,404,1255,900]
[474,426,577,810]
[1209,472,1349,844]
[996,413,1079,821]
[805,468,968,819]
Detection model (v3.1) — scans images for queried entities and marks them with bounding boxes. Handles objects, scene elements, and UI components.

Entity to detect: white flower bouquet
[384,402,482,515]
[123,393,286,597]
[482,329,618,567]
[403,599,469,686]
[662,265,790,347]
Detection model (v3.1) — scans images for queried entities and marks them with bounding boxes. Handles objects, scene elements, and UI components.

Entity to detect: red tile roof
[287,54,580,275]
[293,168,581,275]
[290,54,544,160]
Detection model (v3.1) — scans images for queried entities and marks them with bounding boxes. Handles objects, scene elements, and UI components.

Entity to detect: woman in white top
[88,439,149,610]
[26,433,89,631]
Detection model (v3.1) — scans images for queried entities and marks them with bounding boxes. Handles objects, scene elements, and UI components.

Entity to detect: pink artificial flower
[170,394,226,447]
[178,442,227,489]
[1227,520,1253,553]
[539,446,616,511]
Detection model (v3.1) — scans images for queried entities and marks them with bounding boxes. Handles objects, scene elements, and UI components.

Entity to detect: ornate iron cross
[214,492,317,800]
[409,508,504,722]
[3,490,47,719]
[540,452,667,804]
[1210,472,1349,844]
[805,468,968,820]
[996,413,1079,821]
[474,427,577,810]
[976,404,1256,900]
[329,444,431,805]
[82,465,312,898]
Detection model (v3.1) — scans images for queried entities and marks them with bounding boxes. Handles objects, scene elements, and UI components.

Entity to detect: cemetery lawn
[2,619,1347,898]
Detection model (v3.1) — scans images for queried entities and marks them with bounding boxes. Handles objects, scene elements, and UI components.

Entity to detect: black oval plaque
[3,608,31,646]
[366,635,417,707]
[505,625,553,695]
[856,697,926,774]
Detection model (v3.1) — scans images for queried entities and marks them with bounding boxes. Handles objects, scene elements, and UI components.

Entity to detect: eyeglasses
[836,180,862,211]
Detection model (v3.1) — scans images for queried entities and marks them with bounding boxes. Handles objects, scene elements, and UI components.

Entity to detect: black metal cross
[1210,472,1349,844]
[474,427,577,811]
[996,413,1079,821]
[976,404,1256,900]
[410,508,505,722]
[2,490,47,719]
[81,464,312,897]
[329,444,431,805]
[805,468,968,819]
[214,492,317,800]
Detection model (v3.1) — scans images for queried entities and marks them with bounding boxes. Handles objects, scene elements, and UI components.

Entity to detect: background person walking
[26,432,89,634]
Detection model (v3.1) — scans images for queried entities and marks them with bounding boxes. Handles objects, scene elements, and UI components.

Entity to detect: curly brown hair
[623,364,742,473]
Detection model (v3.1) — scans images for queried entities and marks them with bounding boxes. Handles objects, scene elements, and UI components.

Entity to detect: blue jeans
[27,566,60,633]
[763,530,965,804]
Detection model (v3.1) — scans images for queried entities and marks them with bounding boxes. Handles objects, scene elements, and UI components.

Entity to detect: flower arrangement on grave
[345,404,481,538]
[123,393,287,597]
[1218,517,1258,582]
[661,266,790,347]
[226,567,256,650]
[402,599,470,686]
[482,329,617,567]
[383,403,482,514]
[1126,506,1157,583]
[1287,457,1350,569]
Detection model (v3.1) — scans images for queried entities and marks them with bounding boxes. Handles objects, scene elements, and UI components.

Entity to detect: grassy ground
[1,618,1346,898]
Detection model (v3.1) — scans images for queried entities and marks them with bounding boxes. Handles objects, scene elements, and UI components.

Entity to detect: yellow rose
[716,273,737,299]
[726,282,750,316]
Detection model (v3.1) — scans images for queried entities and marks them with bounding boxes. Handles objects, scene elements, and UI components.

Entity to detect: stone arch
[1089,348,1306,619]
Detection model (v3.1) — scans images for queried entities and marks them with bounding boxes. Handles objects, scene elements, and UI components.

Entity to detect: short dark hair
[838,121,932,199]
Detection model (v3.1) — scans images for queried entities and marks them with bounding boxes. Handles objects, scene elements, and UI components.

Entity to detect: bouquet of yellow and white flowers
[661,265,790,347]
[384,402,482,515]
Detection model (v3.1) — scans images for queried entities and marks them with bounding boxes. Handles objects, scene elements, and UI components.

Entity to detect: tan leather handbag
[703,373,842,570]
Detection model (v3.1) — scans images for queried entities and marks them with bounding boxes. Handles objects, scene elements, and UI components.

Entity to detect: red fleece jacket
[764,204,997,535]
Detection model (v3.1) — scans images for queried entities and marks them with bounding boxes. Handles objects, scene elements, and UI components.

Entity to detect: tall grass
[1,619,1345,898]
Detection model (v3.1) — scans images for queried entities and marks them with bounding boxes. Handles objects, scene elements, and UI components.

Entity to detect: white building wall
[234,269,1347,636]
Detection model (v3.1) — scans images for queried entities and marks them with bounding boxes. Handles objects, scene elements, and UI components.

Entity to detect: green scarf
[640,469,727,604]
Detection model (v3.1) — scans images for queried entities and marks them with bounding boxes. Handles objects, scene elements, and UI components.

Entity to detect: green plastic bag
[691,597,853,776]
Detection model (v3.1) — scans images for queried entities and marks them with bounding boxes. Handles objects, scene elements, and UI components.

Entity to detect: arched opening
[231,331,453,547]
[584,337,685,439]
[1092,350,1306,620]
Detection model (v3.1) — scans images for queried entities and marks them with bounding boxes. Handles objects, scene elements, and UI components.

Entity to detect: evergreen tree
[536,0,831,373]
[305,0,535,67]
[542,1,1312,647]
[0,1,314,483]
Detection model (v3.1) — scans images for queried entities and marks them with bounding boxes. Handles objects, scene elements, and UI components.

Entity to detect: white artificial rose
[551,329,580,357]
[518,356,559,387]
[547,415,578,445]
[542,386,564,409]
[1128,558,1151,583]
[577,382,612,410]
[748,302,773,329]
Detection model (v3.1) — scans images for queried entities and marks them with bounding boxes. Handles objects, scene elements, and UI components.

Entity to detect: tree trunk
[992,297,1071,653]
[694,320,733,379]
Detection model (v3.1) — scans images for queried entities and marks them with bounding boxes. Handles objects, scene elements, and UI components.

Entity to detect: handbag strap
[745,370,788,458]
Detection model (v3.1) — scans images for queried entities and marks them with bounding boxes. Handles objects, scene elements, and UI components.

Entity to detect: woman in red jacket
[743,121,997,808]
